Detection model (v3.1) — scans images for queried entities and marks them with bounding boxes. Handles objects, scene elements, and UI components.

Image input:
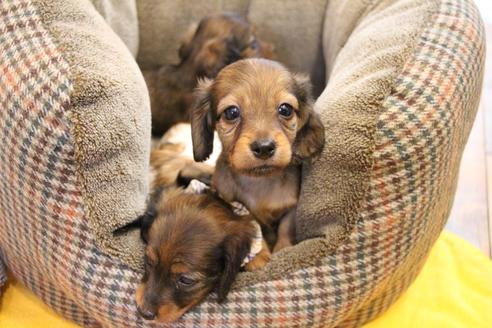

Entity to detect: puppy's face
[214,64,299,175]
[136,189,253,323]
[179,14,275,78]
[191,59,325,175]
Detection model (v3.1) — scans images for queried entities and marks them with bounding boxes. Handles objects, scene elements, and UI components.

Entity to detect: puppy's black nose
[137,306,156,320]
[250,140,276,159]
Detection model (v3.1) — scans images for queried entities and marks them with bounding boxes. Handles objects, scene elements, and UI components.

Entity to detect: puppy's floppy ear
[191,78,215,162]
[139,206,157,244]
[178,22,199,61]
[224,37,242,64]
[292,74,325,162]
[216,227,253,302]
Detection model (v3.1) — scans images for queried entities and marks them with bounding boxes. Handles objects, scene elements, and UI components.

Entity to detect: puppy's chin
[155,303,190,323]
[155,293,207,323]
[229,151,292,177]
[238,164,285,177]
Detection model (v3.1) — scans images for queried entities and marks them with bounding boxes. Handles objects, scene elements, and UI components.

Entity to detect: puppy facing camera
[191,58,325,252]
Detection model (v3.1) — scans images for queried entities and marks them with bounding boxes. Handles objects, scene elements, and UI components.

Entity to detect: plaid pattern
[0,253,5,288]
[0,0,484,327]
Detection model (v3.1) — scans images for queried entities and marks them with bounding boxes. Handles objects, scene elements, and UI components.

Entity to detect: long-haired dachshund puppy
[191,58,325,252]
[134,184,270,323]
[144,13,275,136]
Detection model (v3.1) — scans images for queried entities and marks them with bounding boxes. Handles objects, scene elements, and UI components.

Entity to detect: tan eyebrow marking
[217,94,239,114]
[278,92,299,110]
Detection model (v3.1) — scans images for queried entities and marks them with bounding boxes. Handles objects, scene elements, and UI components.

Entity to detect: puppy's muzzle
[250,139,276,159]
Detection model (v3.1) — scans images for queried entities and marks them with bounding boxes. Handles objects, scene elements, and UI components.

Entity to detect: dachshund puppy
[191,58,325,252]
[144,13,275,136]
[134,185,271,323]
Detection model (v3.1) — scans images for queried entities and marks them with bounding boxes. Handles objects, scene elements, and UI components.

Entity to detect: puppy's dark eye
[177,275,196,287]
[222,106,240,121]
[278,103,294,118]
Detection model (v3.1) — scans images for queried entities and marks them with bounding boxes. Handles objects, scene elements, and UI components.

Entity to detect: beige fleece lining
[90,0,139,58]
[35,0,151,268]
[297,0,435,243]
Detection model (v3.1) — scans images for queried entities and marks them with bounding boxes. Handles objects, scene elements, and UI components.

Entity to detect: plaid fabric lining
[0,1,93,324]
[0,0,484,327]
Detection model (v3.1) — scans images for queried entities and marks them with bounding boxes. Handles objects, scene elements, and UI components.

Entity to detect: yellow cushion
[0,278,78,328]
[0,231,491,327]
[366,232,492,328]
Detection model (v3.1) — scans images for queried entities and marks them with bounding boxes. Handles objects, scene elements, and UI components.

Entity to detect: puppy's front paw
[244,241,271,271]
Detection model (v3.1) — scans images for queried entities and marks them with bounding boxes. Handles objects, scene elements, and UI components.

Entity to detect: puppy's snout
[137,305,157,321]
[250,140,276,159]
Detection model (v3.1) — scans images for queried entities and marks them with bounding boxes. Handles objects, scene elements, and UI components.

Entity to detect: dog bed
[0,0,485,326]
[2,232,492,327]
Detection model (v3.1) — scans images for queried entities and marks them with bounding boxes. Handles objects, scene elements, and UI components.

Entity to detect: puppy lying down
[135,185,270,323]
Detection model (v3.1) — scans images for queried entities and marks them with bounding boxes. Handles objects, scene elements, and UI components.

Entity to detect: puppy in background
[191,58,325,252]
[134,178,270,323]
[144,13,275,136]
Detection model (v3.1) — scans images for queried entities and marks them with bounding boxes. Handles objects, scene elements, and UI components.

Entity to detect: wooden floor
[445,1,492,257]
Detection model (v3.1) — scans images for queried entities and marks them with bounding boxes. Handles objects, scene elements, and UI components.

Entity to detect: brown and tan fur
[150,139,214,188]
[144,13,275,136]
[134,181,270,323]
[149,123,219,189]
[191,58,325,252]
